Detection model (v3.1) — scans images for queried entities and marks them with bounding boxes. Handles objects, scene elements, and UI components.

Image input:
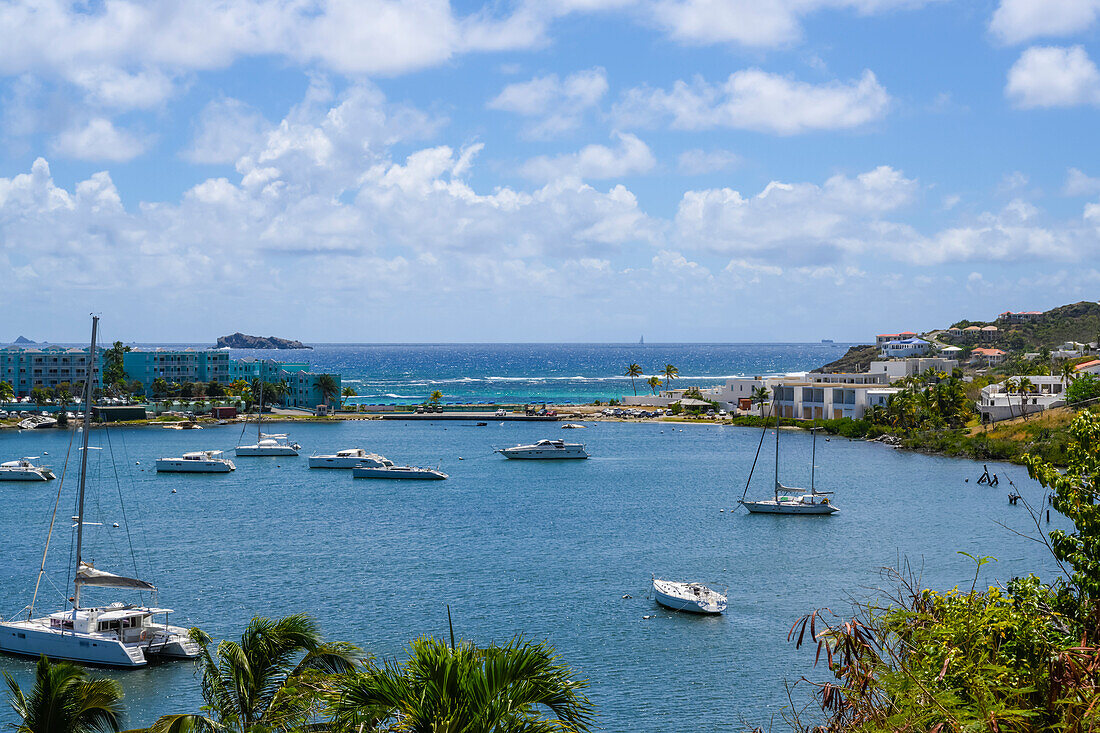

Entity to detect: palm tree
[429,390,443,405]
[150,614,361,733]
[1061,360,1078,392]
[0,380,14,404]
[750,386,770,417]
[646,376,661,395]
[1017,376,1035,420]
[330,636,594,733]
[341,386,357,408]
[624,363,643,396]
[4,655,124,733]
[662,364,679,390]
[1002,378,1018,421]
[316,374,339,410]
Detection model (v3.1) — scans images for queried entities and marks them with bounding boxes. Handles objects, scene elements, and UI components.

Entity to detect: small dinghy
[652,578,727,615]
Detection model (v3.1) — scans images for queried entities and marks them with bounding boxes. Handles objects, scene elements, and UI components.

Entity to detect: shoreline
[1,404,1065,467]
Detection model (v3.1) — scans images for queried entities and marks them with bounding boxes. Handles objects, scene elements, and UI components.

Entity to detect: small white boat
[309,448,387,469]
[235,433,300,457]
[561,423,586,429]
[497,439,588,459]
[19,415,57,430]
[0,457,55,481]
[155,451,235,473]
[652,578,727,615]
[352,460,448,480]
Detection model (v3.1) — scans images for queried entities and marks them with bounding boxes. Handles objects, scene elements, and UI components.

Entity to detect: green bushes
[784,411,1100,732]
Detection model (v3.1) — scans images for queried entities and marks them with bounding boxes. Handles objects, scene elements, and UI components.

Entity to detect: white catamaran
[0,316,200,667]
[739,406,838,515]
[235,384,300,457]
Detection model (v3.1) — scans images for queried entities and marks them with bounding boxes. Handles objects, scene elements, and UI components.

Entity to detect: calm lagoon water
[0,420,1069,730]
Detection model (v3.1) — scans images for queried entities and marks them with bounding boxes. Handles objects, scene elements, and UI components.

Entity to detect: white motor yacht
[497,439,588,459]
[156,451,236,473]
[235,433,300,457]
[0,457,55,481]
[309,449,388,469]
[352,459,447,480]
[0,316,201,668]
[652,578,727,615]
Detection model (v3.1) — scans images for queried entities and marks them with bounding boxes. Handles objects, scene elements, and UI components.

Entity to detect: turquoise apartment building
[3,345,339,408]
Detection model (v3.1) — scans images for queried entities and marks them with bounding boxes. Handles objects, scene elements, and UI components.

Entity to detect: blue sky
[2,0,1100,343]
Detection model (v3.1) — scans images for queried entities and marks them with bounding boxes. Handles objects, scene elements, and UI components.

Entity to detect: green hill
[812,344,879,373]
[944,301,1100,353]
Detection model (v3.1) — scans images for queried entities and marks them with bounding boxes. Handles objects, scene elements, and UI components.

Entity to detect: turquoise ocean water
[0,416,1068,731]
[58,342,856,405]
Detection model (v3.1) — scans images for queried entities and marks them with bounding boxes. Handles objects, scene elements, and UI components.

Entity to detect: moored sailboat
[235,383,299,456]
[0,316,200,667]
[739,406,838,515]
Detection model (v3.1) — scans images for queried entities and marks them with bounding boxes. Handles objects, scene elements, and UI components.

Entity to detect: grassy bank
[664,409,1083,465]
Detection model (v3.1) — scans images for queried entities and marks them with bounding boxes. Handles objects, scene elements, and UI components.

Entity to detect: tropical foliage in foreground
[3,655,124,733]
[782,410,1100,732]
[331,636,594,732]
[127,613,595,733]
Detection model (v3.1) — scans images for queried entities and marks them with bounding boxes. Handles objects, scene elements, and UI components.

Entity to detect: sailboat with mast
[739,405,838,515]
[235,379,300,456]
[0,316,201,666]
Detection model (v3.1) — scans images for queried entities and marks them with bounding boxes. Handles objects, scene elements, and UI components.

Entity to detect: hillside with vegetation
[945,301,1100,352]
[811,344,879,373]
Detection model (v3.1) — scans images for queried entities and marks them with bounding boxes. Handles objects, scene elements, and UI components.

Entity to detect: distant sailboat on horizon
[639,335,644,345]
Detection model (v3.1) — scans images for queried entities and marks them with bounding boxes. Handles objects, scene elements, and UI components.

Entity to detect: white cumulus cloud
[990,0,1100,44]
[650,0,939,48]
[1006,45,1100,107]
[1065,168,1100,196]
[184,97,271,165]
[677,149,741,175]
[488,68,608,138]
[50,118,152,162]
[614,69,890,134]
[519,132,657,181]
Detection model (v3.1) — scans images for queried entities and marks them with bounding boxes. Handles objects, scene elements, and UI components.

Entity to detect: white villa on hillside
[879,338,931,358]
[978,376,1066,422]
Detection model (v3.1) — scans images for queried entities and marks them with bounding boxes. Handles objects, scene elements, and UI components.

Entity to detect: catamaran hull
[234,446,299,456]
[741,501,838,515]
[352,467,447,479]
[0,470,53,481]
[0,624,146,667]
[155,460,235,473]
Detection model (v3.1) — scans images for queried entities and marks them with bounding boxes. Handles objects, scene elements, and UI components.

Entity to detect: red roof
[1075,360,1100,371]
[972,348,1005,356]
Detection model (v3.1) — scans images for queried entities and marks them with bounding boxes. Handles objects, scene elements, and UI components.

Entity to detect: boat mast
[810,427,817,496]
[257,378,262,442]
[73,315,98,610]
[774,391,780,503]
